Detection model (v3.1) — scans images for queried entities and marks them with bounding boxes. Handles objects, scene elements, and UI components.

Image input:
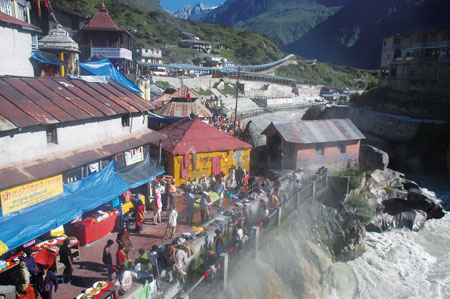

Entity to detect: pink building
[262,119,365,172]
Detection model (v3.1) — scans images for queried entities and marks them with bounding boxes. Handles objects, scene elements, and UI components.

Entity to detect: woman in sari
[135,201,145,233]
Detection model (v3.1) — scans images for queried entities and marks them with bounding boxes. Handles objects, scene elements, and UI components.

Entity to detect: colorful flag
[186,87,190,101]
[37,0,41,17]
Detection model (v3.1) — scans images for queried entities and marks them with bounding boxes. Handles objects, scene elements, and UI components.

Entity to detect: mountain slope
[285,0,450,69]
[170,3,218,22]
[52,0,161,15]
[204,0,344,46]
[53,0,284,65]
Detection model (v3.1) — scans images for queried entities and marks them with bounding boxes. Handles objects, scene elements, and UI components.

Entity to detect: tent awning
[0,160,163,252]
[31,50,66,66]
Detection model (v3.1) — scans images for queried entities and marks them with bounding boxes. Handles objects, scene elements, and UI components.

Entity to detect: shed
[262,119,365,171]
[154,118,252,185]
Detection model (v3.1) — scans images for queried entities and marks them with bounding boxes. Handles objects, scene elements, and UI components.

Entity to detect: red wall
[288,140,360,170]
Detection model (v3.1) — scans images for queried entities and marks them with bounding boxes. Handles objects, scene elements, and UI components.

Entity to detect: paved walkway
[55,193,235,299]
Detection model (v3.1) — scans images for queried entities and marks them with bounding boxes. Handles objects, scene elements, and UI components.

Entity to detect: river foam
[328,187,450,299]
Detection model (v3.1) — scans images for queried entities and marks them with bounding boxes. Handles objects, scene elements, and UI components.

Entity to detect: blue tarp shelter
[0,160,163,251]
[80,59,143,94]
[31,50,66,66]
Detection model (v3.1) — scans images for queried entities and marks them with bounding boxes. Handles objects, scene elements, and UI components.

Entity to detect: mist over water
[329,186,450,299]
[218,176,449,299]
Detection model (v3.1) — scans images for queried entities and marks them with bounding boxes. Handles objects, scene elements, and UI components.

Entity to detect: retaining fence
[177,170,328,299]
[238,102,325,119]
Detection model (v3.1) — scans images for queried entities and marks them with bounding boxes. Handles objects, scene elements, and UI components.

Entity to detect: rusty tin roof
[157,100,212,118]
[0,129,165,189]
[262,119,365,144]
[0,77,155,132]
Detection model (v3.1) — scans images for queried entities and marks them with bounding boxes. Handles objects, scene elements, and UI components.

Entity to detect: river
[328,177,450,299]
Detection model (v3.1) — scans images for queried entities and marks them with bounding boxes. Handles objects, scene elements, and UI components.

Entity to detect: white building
[0,76,163,186]
[0,6,40,76]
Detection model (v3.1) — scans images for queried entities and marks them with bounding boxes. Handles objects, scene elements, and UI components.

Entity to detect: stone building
[380,27,450,88]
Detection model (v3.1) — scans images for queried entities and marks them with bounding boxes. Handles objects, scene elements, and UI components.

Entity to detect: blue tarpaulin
[31,50,66,66]
[0,160,163,251]
[80,59,143,94]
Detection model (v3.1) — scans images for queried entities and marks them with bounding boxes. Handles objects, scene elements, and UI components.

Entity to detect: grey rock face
[359,144,389,171]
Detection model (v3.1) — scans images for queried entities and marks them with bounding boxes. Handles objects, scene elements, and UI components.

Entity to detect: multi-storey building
[380,27,450,87]
[83,4,133,74]
[0,0,40,77]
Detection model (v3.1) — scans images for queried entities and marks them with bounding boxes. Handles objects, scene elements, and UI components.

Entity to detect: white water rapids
[328,187,450,299]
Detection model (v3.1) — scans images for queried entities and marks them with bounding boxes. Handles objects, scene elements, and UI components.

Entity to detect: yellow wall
[166,149,250,186]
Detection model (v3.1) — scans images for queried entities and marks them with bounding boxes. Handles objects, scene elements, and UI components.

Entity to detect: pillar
[220,253,229,290]
[277,206,282,228]
[252,226,259,258]
[60,52,65,77]
[312,181,316,202]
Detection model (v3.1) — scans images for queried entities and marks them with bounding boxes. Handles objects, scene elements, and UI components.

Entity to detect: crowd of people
[1,167,309,299]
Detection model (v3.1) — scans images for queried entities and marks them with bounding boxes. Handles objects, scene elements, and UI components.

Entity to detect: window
[122,115,130,127]
[46,127,57,144]
[31,34,38,53]
[0,1,13,17]
[338,143,346,154]
[393,37,401,45]
[383,40,387,48]
[289,143,295,158]
[315,144,324,156]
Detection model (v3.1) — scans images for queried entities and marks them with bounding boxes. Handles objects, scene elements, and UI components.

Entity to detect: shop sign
[90,47,132,61]
[0,175,63,215]
[125,146,144,166]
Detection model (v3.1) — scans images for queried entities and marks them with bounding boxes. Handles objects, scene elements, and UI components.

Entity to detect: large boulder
[359,145,389,171]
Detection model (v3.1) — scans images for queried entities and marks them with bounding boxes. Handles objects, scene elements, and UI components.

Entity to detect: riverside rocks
[363,168,444,232]
[359,144,389,170]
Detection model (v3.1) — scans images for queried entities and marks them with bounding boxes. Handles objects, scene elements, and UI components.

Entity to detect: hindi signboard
[125,146,144,166]
[0,175,63,215]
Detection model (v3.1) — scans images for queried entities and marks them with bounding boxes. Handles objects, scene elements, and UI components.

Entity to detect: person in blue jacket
[37,265,58,299]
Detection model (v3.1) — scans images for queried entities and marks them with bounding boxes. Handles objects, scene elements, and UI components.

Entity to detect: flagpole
[234,67,240,132]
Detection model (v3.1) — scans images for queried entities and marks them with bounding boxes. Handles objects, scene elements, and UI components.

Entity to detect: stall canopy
[31,50,66,66]
[115,154,164,189]
[0,160,163,252]
[80,59,143,93]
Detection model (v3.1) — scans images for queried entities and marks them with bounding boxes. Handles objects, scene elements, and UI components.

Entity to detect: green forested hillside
[52,0,284,65]
[204,0,343,46]
[286,0,450,68]
[276,63,378,89]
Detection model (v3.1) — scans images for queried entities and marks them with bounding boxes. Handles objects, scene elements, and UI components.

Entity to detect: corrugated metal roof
[262,119,365,144]
[0,130,166,189]
[157,100,212,118]
[0,77,155,132]
[156,118,251,155]
[0,12,41,31]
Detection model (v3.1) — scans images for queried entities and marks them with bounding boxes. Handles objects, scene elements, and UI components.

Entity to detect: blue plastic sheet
[31,50,66,66]
[80,59,143,93]
[0,160,161,252]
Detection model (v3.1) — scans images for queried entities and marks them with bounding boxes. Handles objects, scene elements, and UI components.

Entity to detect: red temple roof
[84,7,120,31]
[157,118,252,155]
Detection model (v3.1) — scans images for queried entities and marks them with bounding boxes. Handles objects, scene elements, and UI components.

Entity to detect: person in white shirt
[120,263,134,292]
[164,207,178,239]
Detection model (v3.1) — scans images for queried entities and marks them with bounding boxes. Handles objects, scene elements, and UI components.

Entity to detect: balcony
[90,48,132,61]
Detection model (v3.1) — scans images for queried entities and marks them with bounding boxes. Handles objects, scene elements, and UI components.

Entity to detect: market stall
[77,281,118,299]
[0,234,80,275]
[65,209,119,246]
